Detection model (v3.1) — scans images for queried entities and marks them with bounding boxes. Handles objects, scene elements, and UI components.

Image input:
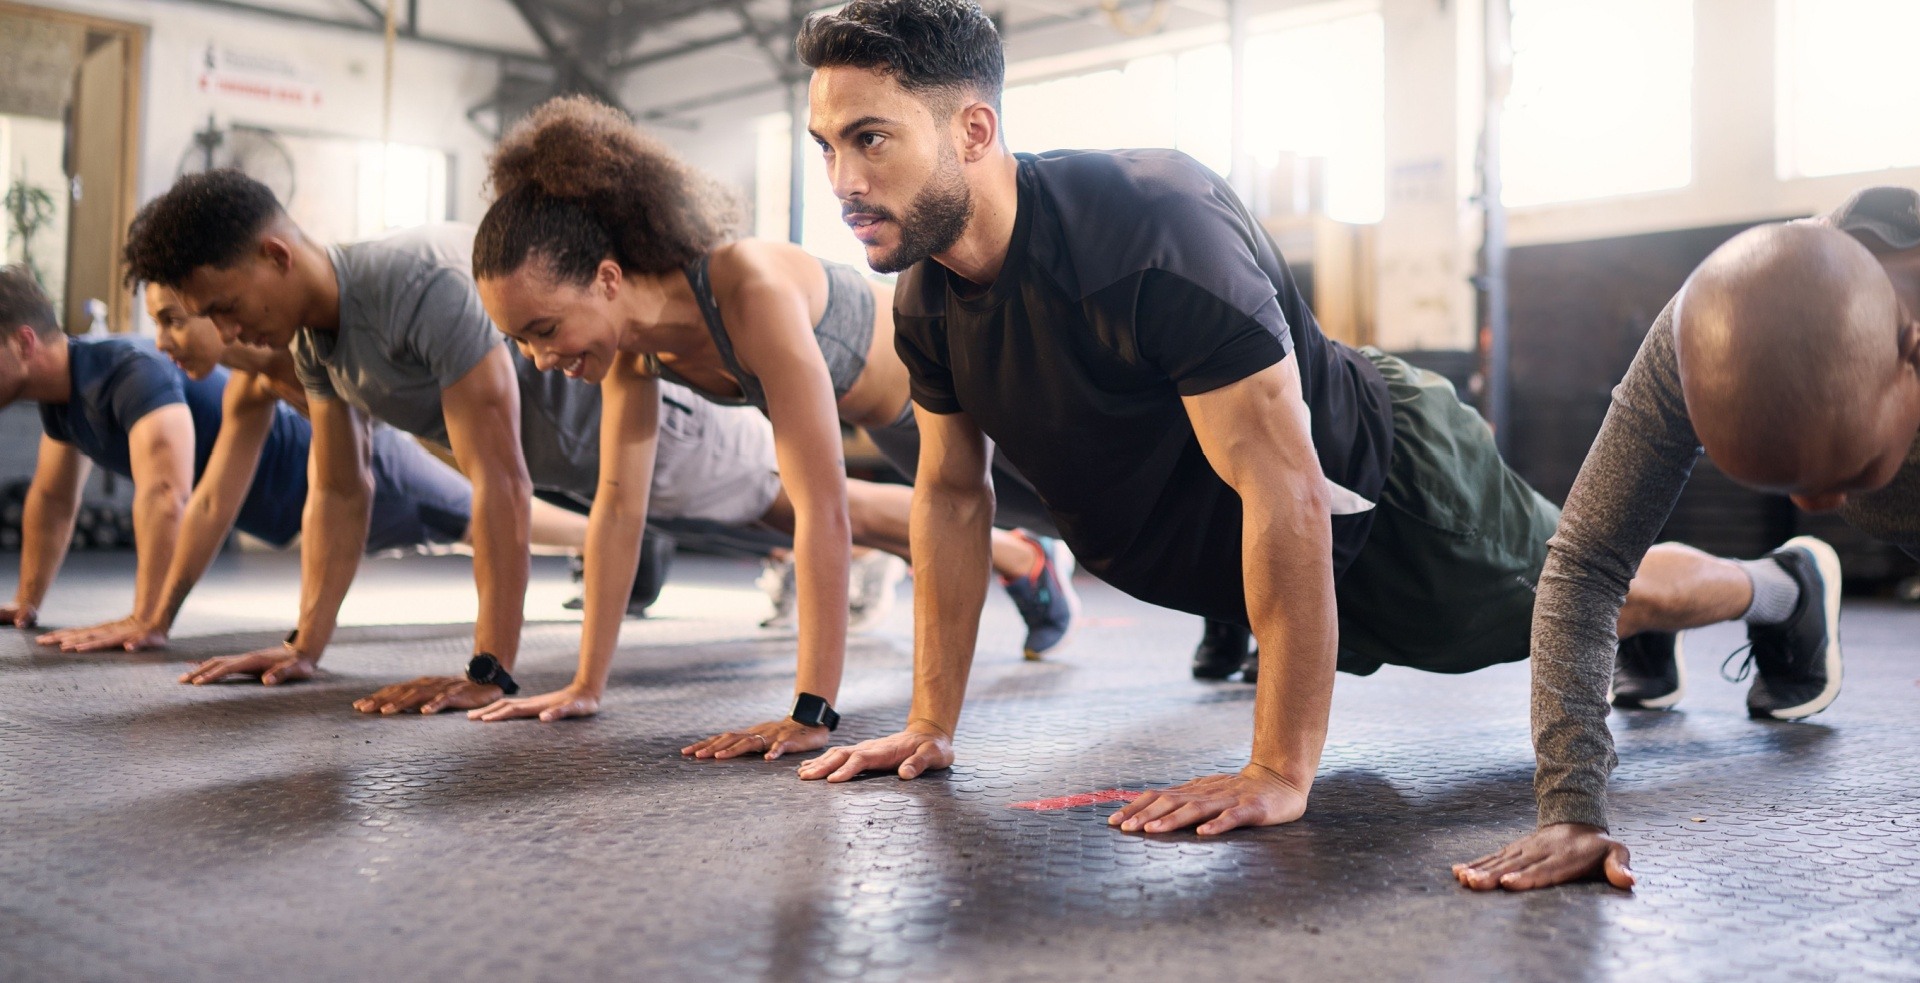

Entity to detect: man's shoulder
[1021,149,1263,301]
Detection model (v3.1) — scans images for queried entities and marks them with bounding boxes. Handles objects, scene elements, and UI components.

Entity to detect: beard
[864,151,974,275]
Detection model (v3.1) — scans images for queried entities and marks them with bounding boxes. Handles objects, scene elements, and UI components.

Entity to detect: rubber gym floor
[3,550,1917,982]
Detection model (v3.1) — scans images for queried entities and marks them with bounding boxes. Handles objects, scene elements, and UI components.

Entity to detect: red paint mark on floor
[1010,789,1143,811]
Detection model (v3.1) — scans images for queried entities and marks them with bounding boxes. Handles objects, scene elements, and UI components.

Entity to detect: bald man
[1452,187,1920,893]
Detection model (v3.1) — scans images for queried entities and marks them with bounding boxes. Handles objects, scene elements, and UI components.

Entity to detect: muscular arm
[1111,357,1335,834]
[797,405,993,782]
[1457,299,1700,892]
[441,345,531,666]
[6,436,90,627]
[124,405,198,628]
[150,374,277,631]
[471,359,657,722]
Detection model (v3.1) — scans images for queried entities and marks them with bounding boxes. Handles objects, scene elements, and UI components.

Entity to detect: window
[1501,0,1692,207]
[757,5,1388,248]
[1776,0,1920,180]
[355,142,450,239]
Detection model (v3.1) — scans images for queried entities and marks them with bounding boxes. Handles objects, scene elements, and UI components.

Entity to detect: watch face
[467,654,496,683]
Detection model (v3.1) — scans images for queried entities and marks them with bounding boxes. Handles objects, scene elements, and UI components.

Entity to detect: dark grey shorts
[365,426,472,553]
[1333,349,1561,676]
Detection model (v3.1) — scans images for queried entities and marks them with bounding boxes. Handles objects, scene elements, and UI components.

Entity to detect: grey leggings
[863,402,1058,537]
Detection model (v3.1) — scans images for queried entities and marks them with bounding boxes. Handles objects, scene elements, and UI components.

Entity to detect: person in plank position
[785,1,1830,846]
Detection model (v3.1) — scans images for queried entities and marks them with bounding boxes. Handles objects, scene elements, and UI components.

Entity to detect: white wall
[29,0,518,225]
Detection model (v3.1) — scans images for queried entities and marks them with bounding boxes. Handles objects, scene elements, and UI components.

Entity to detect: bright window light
[758,7,1388,241]
[1777,0,1920,179]
[355,142,449,238]
[1501,0,1692,207]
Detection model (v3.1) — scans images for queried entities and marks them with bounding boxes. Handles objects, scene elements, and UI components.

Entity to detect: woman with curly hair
[465,96,1078,759]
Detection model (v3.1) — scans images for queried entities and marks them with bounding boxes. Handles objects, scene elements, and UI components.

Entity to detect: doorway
[0,2,144,335]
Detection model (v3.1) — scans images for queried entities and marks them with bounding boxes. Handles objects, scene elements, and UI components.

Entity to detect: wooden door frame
[0,1,145,333]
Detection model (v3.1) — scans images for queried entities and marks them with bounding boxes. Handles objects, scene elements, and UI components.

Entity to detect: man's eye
[860,132,884,149]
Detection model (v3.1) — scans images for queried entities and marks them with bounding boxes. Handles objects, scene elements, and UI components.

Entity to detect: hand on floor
[1,600,37,629]
[468,685,601,723]
[38,615,168,652]
[180,648,315,686]
[353,676,500,715]
[682,717,829,761]
[1108,764,1309,835]
[795,727,953,782]
[1453,823,1635,892]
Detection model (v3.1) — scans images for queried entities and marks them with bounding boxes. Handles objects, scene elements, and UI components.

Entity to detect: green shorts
[1333,349,1561,676]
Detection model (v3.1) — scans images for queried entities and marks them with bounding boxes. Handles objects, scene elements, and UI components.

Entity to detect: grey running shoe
[1000,531,1078,660]
[563,528,673,618]
[1739,536,1843,721]
[1611,631,1686,710]
[848,551,908,632]
[757,554,797,629]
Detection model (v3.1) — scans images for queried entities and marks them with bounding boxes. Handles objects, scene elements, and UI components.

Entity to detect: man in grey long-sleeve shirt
[1456,186,1920,892]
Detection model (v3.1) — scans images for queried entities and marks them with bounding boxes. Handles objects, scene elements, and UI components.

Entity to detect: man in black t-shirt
[791,0,1768,840]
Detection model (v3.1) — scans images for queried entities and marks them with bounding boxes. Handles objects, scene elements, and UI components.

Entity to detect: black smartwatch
[790,692,840,731]
[465,653,519,695]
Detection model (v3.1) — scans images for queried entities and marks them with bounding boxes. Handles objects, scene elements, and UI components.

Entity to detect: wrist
[905,716,953,740]
[1242,759,1312,795]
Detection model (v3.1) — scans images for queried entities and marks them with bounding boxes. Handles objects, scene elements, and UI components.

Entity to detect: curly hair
[473,96,742,286]
[796,0,1004,114]
[0,265,59,337]
[123,170,283,288]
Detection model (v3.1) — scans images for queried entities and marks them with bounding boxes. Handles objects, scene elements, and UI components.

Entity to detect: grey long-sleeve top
[1532,186,1920,830]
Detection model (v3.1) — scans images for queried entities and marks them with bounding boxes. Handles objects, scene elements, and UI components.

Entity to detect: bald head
[1675,220,1920,501]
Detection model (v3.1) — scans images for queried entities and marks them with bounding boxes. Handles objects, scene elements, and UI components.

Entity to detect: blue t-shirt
[39,337,308,546]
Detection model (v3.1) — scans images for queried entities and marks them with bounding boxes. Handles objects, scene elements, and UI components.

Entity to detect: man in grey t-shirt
[123,171,785,715]
[1457,187,1920,892]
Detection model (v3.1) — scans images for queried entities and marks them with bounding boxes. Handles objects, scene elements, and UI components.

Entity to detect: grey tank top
[646,254,875,412]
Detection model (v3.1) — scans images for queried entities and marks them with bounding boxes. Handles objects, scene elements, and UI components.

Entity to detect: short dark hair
[0,265,60,337]
[474,95,740,287]
[123,169,284,288]
[796,0,1004,115]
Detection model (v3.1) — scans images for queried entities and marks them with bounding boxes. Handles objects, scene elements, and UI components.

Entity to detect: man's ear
[955,99,1000,164]
[260,234,296,274]
[8,324,42,361]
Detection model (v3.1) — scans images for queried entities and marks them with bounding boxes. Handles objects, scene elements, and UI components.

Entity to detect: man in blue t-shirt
[0,266,555,644]
[789,1,1782,846]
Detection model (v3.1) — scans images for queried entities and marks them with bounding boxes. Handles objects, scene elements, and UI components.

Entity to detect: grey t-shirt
[1532,186,1920,830]
[291,224,601,495]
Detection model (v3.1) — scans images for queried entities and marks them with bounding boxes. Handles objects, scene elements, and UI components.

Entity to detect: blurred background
[2,0,1915,587]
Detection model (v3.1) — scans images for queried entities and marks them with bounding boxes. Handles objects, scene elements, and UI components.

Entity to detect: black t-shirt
[893,149,1394,624]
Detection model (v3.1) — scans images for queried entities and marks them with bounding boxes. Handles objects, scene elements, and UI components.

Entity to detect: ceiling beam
[502,0,629,109]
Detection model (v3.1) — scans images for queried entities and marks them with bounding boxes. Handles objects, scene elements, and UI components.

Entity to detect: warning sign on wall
[194,44,323,109]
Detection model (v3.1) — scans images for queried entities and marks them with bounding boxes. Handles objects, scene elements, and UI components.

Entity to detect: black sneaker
[564,528,676,618]
[1192,620,1252,680]
[1610,631,1686,710]
[1741,536,1842,721]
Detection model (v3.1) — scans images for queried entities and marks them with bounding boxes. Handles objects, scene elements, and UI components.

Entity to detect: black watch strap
[790,692,839,731]
[466,653,519,695]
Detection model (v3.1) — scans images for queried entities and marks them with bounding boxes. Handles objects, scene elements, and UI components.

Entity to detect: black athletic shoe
[1192,620,1252,680]
[1610,631,1686,710]
[1238,637,1260,685]
[1739,536,1842,721]
[564,528,676,618]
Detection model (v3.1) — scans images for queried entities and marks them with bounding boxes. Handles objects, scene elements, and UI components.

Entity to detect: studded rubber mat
[3,551,1918,982]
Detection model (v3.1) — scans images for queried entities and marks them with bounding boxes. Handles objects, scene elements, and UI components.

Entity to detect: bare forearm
[146,493,243,630]
[792,505,851,702]
[468,476,531,667]
[294,485,372,660]
[1244,490,1338,790]
[15,488,80,608]
[906,483,994,736]
[574,504,647,696]
[129,488,189,626]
